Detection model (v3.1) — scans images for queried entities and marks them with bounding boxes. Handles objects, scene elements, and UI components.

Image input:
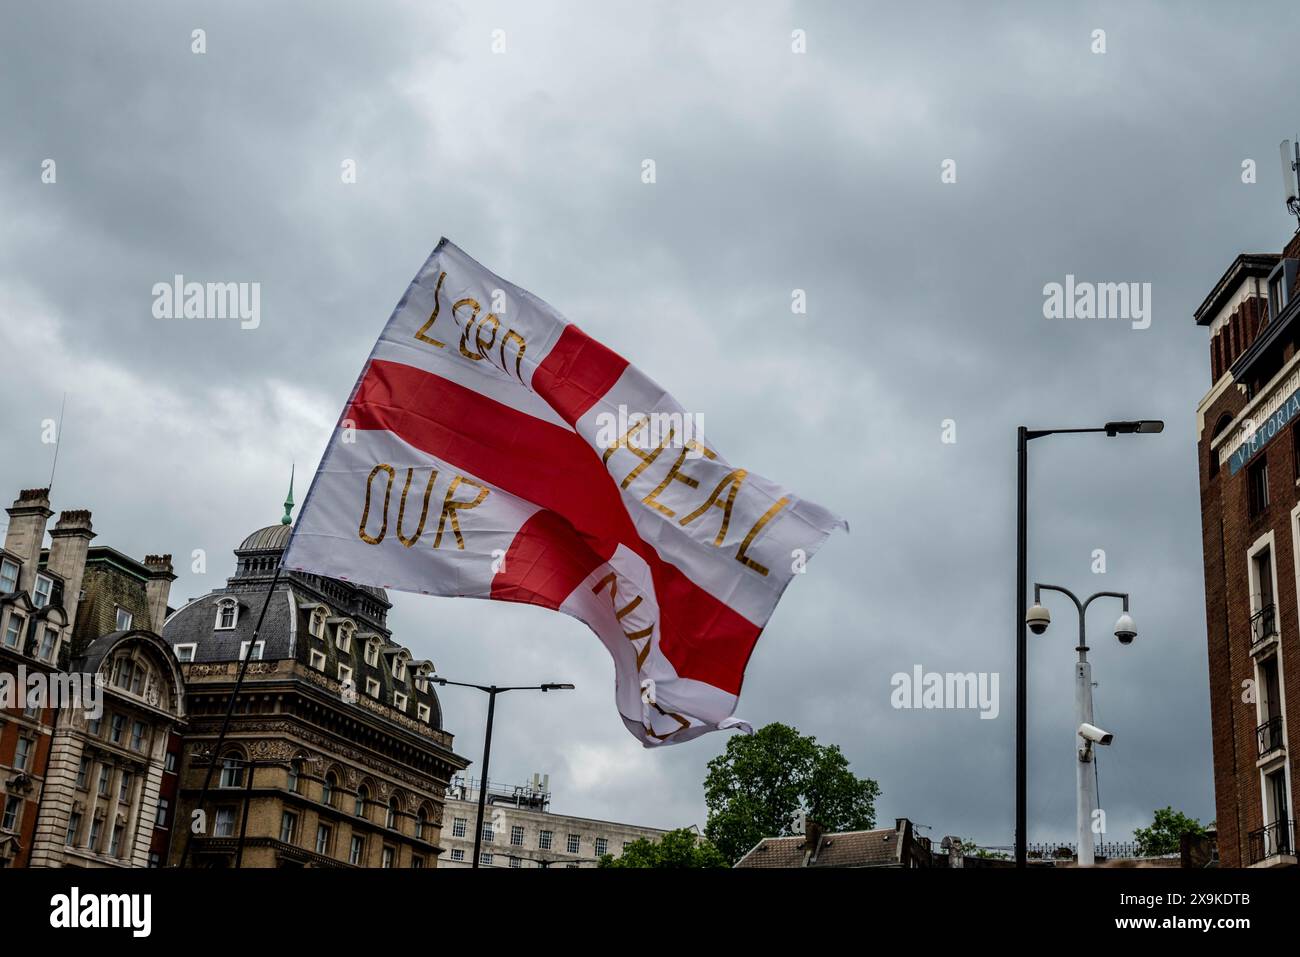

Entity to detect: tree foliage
[703,722,880,865]
[597,827,728,868]
[1134,806,1207,856]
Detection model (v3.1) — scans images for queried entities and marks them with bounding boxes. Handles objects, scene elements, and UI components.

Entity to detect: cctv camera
[1078,723,1113,746]
[1025,603,1051,635]
[1113,613,1136,645]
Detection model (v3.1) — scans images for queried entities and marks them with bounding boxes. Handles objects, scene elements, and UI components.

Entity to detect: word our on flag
[283,239,846,746]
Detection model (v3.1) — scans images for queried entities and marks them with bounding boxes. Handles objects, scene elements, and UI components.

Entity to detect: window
[338,664,353,687]
[215,599,237,630]
[23,702,39,720]
[115,607,133,631]
[1248,456,1270,517]
[352,785,369,818]
[450,849,465,862]
[287,761,301,794]
[366,678,380,698]
[130,720,146,751]
[315,824,332,855]
[215,808,236,837]
[386,798,399,830]
[0,557,18,594]
[309,607,327,638]
[336,622,354,653]
[393,692,408,712]
[32,574,53,609]
[416,808,428,840]
[89,818,103,851]
[3,613,21,648]
[174,643,197,663]
[382,845,395,868]
[452,817,467,838]
[538,829,553,850]
[76,756,91,790]
[280,811,298,844]
[110,823,124,857]
[118,770,132,802]
[88,715,101,737]
[219,755,244,789]
[309,649,327,671]
[510,825,524,846]
[417,703,431,723]
[37,627,57,661]
[479,852,493,866]
[364,640,379,666]
[148,853,161,868]
[594,838,608,856]
[14,736,32,771]
[97,765,111,796]
[238,640,264,661]
[350,835,365,865]
[65,812,81,846]
[566,833,580,854]
[321,772,337,807]
[2,795,20,831]
[565,863,578,869]
[165,751,177,773]
[509,856,521,868]
[157,797,170,828]
[481,821,494,843]
[412,856,425,868]
[392,656,407,681]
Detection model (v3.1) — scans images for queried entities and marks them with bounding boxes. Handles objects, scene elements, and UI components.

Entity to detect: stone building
[439,775,667,868]
[161,500,469,868]
[0,487,186,868]
[1195,226,1300,867]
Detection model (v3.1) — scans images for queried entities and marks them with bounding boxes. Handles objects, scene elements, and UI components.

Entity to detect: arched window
[287,757,305,794]
[415,807,428,840]
[322,771,337,807]
[218,751,245,789]
[386,797,400,830]
[309,607,328,639]
[336,620,355,653]
[355,785,369,819]
[215,598,238,630]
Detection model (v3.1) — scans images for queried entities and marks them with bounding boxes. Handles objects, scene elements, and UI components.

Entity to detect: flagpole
[177,561,283,868]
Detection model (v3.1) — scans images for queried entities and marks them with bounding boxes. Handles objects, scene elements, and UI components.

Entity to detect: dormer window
[33,574,53,609]
[37,627,58,662]
[215,599,238,630]
[364,639,379,667]
[1267,259,1298,322]
[309,607,328,639]
[0,557,18,594]
[394,691,408,712]
[417,703,431,723]
[366,677,381,698]
[115,607,134,631]
[336,621,355,653]
[3,614,23,649]
[392,652,409,682]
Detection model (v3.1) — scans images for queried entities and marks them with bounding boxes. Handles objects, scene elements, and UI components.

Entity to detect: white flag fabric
[283,239,845,746]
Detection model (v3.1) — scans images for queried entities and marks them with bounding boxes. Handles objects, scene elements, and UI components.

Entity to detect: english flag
[283,240,845,746]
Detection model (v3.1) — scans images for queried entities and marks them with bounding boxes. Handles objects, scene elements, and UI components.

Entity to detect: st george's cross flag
[283,239,846,746]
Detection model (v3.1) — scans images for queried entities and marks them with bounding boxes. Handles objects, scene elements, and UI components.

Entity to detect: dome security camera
[1114,613,1136,645]
[1025,603,1051,635]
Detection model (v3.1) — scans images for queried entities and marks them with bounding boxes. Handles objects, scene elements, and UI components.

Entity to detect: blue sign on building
[1229,388,1300,475]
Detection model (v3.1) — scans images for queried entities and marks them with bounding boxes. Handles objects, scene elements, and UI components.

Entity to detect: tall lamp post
[1016,419,1161,868]
[1025,584,1135,867]
[432,678,575,869]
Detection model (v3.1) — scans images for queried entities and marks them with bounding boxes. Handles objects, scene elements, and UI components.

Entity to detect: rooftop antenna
[47,392,67,492]
[1281,137,1300,229]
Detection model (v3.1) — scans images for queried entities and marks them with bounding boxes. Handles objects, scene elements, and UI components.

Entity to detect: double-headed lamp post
[1025,584,1135,868]
[1015,419,1161,868]
[431,677,575,869]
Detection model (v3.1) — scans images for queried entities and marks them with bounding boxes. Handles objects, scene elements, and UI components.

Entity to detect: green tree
[703,722,880,865]
[597,828,728,868]
[1134,807,1207,856]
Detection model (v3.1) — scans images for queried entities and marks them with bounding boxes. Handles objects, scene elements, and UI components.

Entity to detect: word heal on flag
[283,239,846,746]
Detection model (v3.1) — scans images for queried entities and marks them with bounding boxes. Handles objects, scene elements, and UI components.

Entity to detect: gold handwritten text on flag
[358,464,489,550]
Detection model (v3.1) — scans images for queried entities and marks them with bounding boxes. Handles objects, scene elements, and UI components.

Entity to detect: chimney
[46,509,95,625]
[4,488,54,595]
[143,554,176,633]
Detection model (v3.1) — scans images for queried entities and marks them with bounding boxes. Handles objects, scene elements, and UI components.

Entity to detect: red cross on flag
[283,240,846,745]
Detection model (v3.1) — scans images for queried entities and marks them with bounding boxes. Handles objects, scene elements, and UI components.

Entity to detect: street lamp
[1026,584,1135,868]
[432,677,575,869]
[1015,419,1161,868]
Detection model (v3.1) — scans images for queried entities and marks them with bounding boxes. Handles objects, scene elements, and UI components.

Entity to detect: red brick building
[1196,229,1300,867]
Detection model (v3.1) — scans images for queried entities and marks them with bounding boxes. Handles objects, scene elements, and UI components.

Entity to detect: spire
[281,464,295,525]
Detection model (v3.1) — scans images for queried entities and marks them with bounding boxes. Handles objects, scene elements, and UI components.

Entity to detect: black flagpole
[177,561,283,868]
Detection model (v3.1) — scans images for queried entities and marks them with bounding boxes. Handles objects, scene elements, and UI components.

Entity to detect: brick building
[161,499,469,868]
[1195,228,1300,867]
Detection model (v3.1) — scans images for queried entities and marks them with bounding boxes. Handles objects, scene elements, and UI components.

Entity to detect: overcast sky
[4,0,1299,849]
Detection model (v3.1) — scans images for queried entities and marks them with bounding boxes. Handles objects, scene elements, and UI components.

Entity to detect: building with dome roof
[161,487,468,868]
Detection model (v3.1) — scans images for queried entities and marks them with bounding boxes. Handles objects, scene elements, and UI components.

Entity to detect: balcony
[1256,716,1286,759]
[1247,818,1294,866]
[1250,604,1279,651]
